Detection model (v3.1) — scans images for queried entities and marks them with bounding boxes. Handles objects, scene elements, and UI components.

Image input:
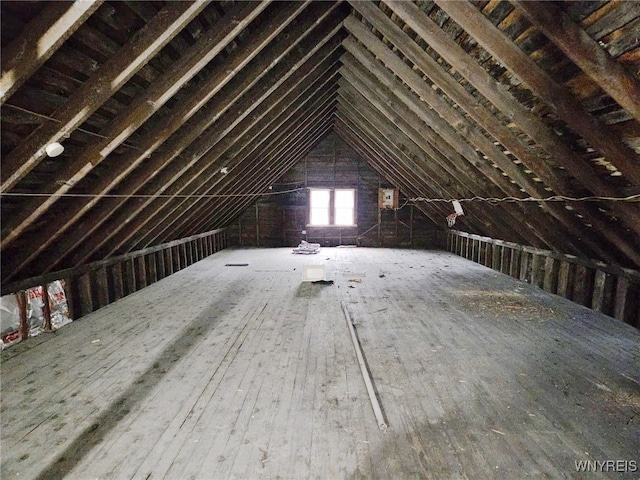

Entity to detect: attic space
[1,1,639,478]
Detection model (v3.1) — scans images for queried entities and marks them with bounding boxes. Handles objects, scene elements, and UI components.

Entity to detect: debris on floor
[292,241,320,254]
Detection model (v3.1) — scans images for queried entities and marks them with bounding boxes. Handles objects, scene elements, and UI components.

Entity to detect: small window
[309,188,355,226]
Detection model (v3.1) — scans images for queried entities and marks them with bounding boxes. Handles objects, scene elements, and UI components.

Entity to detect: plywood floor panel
[1,248,638,479]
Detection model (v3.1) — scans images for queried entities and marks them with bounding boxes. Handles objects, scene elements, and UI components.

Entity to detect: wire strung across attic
[1,191,638,202]
[408,194,640,204]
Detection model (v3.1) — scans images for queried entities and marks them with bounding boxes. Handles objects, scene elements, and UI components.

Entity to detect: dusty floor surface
[1,247,639,479]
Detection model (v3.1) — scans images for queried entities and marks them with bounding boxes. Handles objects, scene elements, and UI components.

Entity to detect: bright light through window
[309,188,355,226]
[310,189,330,225]
[334,189,355,225]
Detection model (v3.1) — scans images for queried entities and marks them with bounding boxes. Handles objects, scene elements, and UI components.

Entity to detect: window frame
[307,187,356,227]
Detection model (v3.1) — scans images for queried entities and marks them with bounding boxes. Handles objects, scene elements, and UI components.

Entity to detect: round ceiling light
[46,142,64,157]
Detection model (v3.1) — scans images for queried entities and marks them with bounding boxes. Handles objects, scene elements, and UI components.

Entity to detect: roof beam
[159,81,339,243]
[1,0,209,192]
[0,1,268,249]
[200,119,335,238]
[337,100,463,226]
[1,1,312,280]
[139,77,338,246]
[342,16,624,264]
[0,0,103,104]
[513,0,640,122]
[63,26,346,268]
[384,0,640,238]
[177,100,337,240]
[111,41,344,255]
[345,6,640,267]
[436,0,640,185]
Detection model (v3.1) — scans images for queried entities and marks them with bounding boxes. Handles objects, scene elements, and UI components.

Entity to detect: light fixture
[46,142,64,157]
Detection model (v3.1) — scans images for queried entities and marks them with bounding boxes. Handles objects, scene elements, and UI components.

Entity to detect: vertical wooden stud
[63,276,79,320]
[95,266,109,308]
[16,290,29,341]
[173,245,181,271]
[124,258,136,295]
[591,270,607,313]
[557,261,572,299]
[543,257,557,293]
[180,244,188,268]
[500,246,509,274]
[78,271,94,316]
[111,262,124,301]
[613,276,629,322]
[42,284,53,331]
[136,256,148,290]
[492,244,500,271]
[149,252,158,284]
[165,247,173,275]
[519,252,530,282]
[573,265,592,307]
[156,251,165,280]
[509,248,519,278]
[530,254,543,288]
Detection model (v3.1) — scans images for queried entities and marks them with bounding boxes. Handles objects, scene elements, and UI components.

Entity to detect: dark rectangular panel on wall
[228,132,439,248]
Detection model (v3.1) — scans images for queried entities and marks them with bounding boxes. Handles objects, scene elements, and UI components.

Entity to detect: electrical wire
[0,187,308,199]
[3,103,143,151]
[2,189,638,203]
[409,194,640,204]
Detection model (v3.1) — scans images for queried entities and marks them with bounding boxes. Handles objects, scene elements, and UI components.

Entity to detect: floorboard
[1,248,638,479]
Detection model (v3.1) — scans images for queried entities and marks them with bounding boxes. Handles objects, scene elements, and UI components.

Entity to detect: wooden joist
[89,21,347,261]
[435,0,640,185]
[342,13,632,265]
[0,1,313,282]
[515,0,640,122]
[0,1,103,105]
[0,1,267,250]
[0,1,208,193]
[385,1,640,241]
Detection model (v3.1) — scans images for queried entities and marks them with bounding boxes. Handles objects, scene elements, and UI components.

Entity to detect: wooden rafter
[1,1,314,281]
[103,30,345,258]
[0,1,209,192]
[339,60,573,252]
[514,0,640,122]
[345,6,640,267]
[385,0,640,239]
[65,23,346,267]
[342,15,627,265]
[0,0,103,104]
[435,0,640,185]
[0,1,268,249]
[165,78,340,244]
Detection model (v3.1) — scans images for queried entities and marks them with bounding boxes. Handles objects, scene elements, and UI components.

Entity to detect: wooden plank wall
[227,132,439,248]
[446,230,640,328]
[1,229,227,339]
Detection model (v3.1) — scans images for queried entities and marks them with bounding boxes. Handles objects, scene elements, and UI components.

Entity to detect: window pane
[335,208,354,225]
[311,208,329,225]
[334,189,355,225]
[309,189,330,225]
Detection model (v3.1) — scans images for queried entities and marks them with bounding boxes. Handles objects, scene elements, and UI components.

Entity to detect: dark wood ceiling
[2,0,639,287]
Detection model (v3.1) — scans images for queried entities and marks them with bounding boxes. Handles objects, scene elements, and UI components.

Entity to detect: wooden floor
[2,248,639,479]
